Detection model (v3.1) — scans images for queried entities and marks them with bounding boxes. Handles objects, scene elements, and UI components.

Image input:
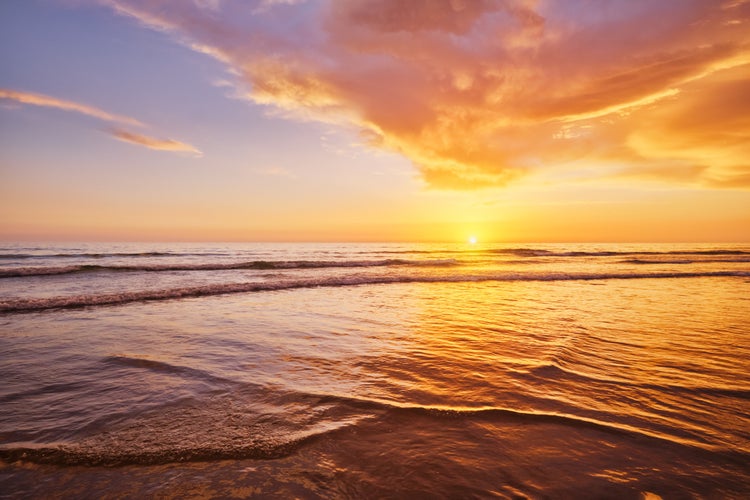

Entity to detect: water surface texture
[1,243,749,498]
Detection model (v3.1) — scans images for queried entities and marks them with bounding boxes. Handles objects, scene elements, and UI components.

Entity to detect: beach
[1,242,749,498]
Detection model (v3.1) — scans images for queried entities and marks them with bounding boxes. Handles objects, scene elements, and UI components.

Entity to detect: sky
[1,0,749,243]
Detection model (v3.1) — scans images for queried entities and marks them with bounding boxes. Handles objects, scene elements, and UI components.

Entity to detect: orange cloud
[103,0,750,188]
[0,88,144,127]
[110,129,202,156]
[622,63,750,186]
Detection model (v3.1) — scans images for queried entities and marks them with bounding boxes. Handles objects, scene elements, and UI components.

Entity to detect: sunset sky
[1,0,749,242]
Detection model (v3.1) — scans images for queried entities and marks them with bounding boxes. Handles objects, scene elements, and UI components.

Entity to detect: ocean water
[1,242,749,498]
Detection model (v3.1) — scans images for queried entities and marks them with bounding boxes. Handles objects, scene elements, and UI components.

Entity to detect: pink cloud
[110,129,202,156]
[101,0,750,188]
[1,88,201,156]
[0,88,144,127]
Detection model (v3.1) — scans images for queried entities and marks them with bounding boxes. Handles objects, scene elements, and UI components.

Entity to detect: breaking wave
[2,387,741,467]
[0,251,200,260]
[0,258,459,278]
[1,270,747,313]
[0,411,362,466]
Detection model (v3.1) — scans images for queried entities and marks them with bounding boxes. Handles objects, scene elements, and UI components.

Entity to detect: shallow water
[1,243,749,498]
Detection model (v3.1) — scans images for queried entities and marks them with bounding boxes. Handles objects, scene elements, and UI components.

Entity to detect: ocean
[1,242,749,498]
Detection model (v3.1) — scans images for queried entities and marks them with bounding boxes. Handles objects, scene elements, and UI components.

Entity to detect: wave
[490,248,750,258]
[1,389,738,468]
[0,417,358,467]
[1,270,747,314]
[3,370,747,468]
[308,392,750,455]
[0,258,459,278]
[0,381,87,405]
[102,354,232,382]
[289,390,750,454]
[3,247,748,262]
[97,355,256,394]
[489,248,557,257]
[622,258,750,265]
[0,251,207,260]
[0,442,294,466]
[0,381,370,467]
[517,363,750,399]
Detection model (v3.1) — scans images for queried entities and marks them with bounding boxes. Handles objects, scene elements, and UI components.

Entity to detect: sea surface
[1,242,749,498]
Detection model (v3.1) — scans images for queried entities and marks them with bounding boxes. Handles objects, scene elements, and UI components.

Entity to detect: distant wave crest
[621,258,750,265]
[490,248,750,258]
[0,251,193,260]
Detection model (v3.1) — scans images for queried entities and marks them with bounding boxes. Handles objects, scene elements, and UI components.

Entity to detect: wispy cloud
[253,166,297,178]
[110,129,202,156]
[1,88,200,156]
[0,88,143,127]
[101,0,750,188]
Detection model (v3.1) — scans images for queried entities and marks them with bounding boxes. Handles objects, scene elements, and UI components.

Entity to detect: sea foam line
[0,259,459,278]
[293,391,745,454]
[1,271,747,314]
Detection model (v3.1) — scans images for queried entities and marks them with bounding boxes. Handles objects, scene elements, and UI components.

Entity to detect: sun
[468,235,477,245]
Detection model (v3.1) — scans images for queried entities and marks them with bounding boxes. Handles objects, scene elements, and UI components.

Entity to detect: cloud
[1,88,200,156]
[252,166,297,178]
[100,0,750,189]
[193,0,222,11]
[110,129,202,156]
[0,88,144,127]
